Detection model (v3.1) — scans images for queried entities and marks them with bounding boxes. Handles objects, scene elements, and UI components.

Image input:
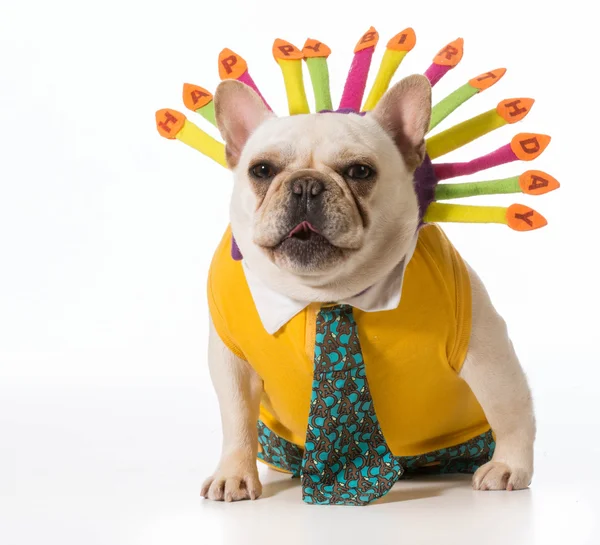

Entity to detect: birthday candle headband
[156,27,559,256]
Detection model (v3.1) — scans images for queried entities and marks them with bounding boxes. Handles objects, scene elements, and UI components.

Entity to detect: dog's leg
[200,318,263,501]
[461,263,535,491]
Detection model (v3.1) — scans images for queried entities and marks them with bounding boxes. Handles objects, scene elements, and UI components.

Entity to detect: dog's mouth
[286,221,321,242]
[267,220,343,271]
[279,221,332,249]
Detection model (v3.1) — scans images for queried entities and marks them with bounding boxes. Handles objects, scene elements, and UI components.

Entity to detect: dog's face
[214,76,432,301]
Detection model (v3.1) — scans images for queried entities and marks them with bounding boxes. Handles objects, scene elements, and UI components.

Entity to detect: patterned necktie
[301,304,403,505]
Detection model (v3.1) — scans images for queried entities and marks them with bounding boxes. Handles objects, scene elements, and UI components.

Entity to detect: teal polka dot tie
[301,304,403,505]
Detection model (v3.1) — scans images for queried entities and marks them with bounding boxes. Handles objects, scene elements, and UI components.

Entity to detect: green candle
[429,68,507,132]
[303,38,333,112]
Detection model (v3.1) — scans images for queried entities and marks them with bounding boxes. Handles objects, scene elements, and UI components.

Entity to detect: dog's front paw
[201,458,262,502]
[472,461,531,491]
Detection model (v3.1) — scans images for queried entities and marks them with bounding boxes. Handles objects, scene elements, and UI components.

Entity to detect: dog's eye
[346,164,375,180]
[250,163,276,179]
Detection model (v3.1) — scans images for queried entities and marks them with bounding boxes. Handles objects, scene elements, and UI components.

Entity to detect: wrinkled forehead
[242,113,383,165]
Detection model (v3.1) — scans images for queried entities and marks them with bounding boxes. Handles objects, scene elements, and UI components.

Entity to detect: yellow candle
[362,28,416,111]
[155,109,227,168]
[427,98,534,159]
[273,39,310,115]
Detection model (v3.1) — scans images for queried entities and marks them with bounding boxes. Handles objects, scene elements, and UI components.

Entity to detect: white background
[1,1,599,544]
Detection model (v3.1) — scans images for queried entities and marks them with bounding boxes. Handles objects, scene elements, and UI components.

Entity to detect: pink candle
[424,38,464,87]
[434,133,551,180]
[218,48,272,110]
[338,27,379,111]
[434,144,517,180]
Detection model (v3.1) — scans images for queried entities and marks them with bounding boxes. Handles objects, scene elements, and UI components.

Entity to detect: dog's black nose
[291,177,324,199]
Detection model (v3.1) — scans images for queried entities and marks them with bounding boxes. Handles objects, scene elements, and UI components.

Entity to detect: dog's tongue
[287,221,318,238]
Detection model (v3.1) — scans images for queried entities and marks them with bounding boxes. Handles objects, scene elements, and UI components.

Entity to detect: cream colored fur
[200,77,535,501]
[461,263,535,491]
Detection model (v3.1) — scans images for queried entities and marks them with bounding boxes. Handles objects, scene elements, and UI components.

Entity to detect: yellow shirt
[208,224,490,457]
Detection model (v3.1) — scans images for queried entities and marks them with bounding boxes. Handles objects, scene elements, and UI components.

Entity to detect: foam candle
[424,202,547,231]
[218,48,272,110]
[427,98,535,159]
[182,84,216,126]
[302,38,333,112]
[273,39,310,115]
[424,38,464,87]
[429,68,507,131]
[338,27,379,111]
[155,109,227,168]
[433,133,551,180]
[362,28,416,111]
[435,170,560,200]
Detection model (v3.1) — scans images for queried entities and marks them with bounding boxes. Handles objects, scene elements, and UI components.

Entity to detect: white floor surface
[1,382,598,545]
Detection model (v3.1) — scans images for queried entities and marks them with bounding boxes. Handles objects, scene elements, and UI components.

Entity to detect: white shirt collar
[242,234,419,334]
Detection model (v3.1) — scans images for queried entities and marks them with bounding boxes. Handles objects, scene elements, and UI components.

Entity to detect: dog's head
[214,75,431,301]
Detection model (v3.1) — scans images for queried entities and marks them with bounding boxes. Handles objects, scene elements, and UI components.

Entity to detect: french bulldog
[200,75,535,502]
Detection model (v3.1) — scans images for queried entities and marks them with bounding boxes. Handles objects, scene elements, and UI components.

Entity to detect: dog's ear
[214,80,274,168]
[371,75,432,172]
